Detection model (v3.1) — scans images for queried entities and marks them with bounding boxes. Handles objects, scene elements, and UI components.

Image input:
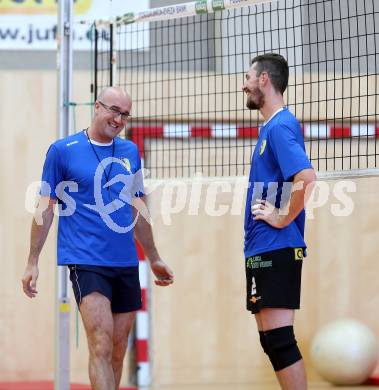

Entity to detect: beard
[246,88,265,110]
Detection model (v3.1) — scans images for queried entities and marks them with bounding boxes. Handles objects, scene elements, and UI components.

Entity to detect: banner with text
[0,0,149,50]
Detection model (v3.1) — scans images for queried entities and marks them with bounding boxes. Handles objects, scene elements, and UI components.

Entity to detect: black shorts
[245,247,304,314]
[68,264,142,313]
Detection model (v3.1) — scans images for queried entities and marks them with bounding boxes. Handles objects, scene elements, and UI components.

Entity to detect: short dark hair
[251,53,289,94]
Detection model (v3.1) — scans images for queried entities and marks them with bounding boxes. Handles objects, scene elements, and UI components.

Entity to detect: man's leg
[256,308,307,390]
[112,311,137,389]
[80,292,115,390]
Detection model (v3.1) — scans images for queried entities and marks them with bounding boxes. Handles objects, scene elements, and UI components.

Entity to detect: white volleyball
[310,319,378,385]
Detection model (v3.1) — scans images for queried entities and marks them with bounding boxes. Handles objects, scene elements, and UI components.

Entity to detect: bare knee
[112,338,128,368]
[88,329,113,361]
[111,312,135,367]
[112,346,124,367]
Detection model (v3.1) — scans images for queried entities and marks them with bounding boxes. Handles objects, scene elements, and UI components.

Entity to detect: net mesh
[93,0,379,179]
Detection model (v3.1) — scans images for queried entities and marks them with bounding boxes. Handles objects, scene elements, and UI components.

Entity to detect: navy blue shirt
[41,131,144,267]
[244,108,312,258]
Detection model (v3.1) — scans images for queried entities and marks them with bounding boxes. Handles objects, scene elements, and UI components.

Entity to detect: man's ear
[93,100,100,114]
[259,71,269,86]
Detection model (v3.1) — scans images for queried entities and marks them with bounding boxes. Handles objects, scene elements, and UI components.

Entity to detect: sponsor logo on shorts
[250,295,261,303]
[246,256,272,269]
[294,248,304,260]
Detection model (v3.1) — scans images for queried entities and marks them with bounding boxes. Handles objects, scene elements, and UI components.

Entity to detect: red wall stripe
[237,127,259,138]
[330,127,351,138]
[191,126,212,137]
[131,126,164,157]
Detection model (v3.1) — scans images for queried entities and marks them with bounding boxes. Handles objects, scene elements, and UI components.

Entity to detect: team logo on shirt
[259,139,267,155]
[121,158,132,173]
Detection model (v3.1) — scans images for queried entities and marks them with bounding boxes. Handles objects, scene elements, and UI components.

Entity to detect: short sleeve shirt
[41,131,144,266]
[244,108,313,258]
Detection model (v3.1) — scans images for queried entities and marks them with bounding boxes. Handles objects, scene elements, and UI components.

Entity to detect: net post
[94,26,99,100]
[56,0,73,388]
[135,241,151,387]
[109,23,113,86]
[110,22,118,86]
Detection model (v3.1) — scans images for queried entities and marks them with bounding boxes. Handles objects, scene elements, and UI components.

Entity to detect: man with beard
[22,87,174,390]
[242,53,316,390]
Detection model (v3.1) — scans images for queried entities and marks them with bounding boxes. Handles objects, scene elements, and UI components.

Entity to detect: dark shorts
[245,247,304,314]
[68,264,142,313]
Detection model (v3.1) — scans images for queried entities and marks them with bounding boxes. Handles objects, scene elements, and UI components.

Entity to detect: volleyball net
[93,0,379,179]
[85,0,379,386]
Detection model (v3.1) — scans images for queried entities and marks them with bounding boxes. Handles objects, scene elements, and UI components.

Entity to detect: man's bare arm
[252,168,316,229]
[133,196,174,286]
[22,197,56,297]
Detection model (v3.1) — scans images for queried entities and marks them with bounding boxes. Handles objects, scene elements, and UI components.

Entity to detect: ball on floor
[310,319,378,385]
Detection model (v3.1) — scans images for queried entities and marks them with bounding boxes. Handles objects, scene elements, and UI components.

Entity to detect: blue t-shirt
[244,108,312,258]
[41,130,144,267]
